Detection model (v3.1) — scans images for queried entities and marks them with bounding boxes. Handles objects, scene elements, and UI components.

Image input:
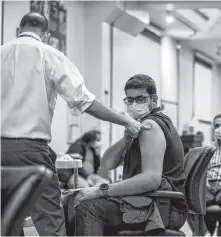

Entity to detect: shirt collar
[18,32,42,42]
[151,107,161,114]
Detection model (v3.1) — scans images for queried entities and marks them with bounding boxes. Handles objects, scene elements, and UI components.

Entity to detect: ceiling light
[176,44,181,50]
[166,14,175,24]
[166,3,174,11]
[216,46,221,56]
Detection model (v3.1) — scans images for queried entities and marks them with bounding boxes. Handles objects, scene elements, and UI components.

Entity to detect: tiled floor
[24,221,193,236]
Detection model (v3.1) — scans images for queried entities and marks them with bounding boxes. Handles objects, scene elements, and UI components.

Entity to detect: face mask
[94,141,101,149]
[127,102,151,120]
[214,127,221,141]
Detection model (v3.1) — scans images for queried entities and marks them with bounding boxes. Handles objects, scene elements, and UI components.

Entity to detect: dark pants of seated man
[1,138,66,236]
[65,196,186,236]
[205,185,221,236]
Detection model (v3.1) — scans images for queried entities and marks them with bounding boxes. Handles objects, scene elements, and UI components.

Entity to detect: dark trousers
[205,186,221,235]
[65,195,184,236]
[1,138,66,236]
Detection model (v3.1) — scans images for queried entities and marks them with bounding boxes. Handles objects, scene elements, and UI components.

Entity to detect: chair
[56,153,83,190]
[206,204,221,236]
[117,145,217,236]
[1,165,53,236]
[61,188,82,236]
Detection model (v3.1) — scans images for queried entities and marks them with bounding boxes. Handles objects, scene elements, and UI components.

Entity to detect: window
[194,57,213,144]
[194,57,212,122]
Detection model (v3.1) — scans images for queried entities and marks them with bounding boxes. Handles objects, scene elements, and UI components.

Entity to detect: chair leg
[216,220,221,237]
[205,220,221,237]
[187,213,195,233]
[192,214,205,236]
[20,228,25,236]
[73,168,78,189]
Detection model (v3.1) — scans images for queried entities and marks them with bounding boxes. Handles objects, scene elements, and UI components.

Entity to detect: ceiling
[138,1,221,63]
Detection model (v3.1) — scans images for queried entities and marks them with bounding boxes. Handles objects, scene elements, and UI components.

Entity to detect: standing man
[205,114,221,236]
[1,12,146,236]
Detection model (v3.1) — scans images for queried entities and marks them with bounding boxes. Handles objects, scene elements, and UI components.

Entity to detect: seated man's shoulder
[141,119,163,133]
[139,119,166,149]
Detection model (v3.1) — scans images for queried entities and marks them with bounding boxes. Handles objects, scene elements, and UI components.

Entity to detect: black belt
[1,137,49,144]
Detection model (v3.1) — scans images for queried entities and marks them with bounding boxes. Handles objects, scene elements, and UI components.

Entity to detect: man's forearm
[101,137,130,170]
[85,99,129,127]
[107,172,161,197]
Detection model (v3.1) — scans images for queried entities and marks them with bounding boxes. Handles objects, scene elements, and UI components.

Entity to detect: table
[55,153,83,189]
[24,154,83,228]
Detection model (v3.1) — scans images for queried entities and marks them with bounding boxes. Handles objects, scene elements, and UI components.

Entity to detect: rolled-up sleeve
[44,47,95,113]
[73,83,96,113]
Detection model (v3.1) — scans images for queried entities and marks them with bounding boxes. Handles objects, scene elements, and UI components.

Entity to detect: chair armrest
[147,190,185,200]
[145,190,185,228]
[206,204,221,214]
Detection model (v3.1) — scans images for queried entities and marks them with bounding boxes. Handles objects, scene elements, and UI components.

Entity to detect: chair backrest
[1,165,53,236]
[184,145,217,215]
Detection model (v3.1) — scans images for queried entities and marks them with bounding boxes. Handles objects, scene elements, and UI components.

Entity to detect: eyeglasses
[214,124,221,129]
[123,96,150,105]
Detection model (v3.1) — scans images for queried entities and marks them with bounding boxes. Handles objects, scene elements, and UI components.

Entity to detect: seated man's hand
[74,187,103,207]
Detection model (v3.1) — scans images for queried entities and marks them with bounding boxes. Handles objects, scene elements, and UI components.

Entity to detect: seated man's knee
[75,200,94,216]
[76,200,89,213]
[75,199,101,220]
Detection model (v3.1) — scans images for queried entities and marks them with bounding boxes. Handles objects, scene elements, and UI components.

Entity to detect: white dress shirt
[1,32,95,141]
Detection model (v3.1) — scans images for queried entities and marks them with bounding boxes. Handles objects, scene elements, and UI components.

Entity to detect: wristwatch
[99,183,109,198]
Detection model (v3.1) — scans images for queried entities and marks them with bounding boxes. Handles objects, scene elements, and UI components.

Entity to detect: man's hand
[123,113,151,138]
[124,129,133,143]
[86,100,151,135]
[74,187,103,208]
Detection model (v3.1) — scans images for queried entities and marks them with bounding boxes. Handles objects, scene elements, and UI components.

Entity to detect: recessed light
[166,3,174,11]
[166,14,175,24]
[176,44,181,50]
[216,46,221,56]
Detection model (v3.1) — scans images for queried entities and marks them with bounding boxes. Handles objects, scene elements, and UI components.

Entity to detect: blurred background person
[58,130,110,189]
[205,114,221,236]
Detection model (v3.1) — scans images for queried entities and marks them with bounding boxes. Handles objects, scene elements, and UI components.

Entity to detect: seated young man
[65,74,187,236]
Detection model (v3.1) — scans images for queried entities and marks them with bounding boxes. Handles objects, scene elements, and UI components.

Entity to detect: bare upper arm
[139,119,166,178]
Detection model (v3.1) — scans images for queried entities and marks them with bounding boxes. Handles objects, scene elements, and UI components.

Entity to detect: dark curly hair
[81,130,101,144]
[124,74,157,95]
